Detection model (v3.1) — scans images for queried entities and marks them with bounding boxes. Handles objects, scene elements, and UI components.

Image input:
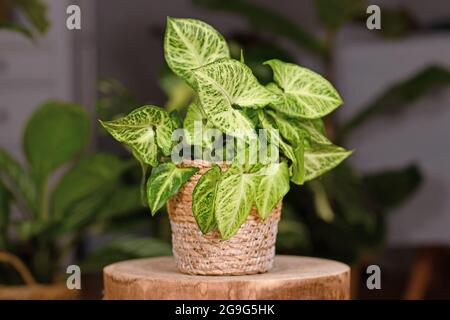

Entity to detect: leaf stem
[40,178,50,221]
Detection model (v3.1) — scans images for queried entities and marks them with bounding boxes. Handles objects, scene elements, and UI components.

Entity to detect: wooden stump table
[103,255,350,300]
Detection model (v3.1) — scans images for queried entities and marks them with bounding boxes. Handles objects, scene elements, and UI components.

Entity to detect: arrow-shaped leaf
[147,163,198,214]
[215,165,258,239]
[255,162,290,219]
[194,58,277,139]
[183,101,215,147]
[164,17,230,85]
[258,111,305,185]
[304,143,352,181]
[265,59,343,119]
[192,165,221,234]
[267,109,331,145]
[100,105,176,166]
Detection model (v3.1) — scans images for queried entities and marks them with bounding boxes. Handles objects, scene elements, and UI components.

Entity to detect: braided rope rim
[167,160,281,275]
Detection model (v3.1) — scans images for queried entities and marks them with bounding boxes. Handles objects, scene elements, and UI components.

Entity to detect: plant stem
[139,162,148,206]
[32,240,54,283]
[39,178,49,221]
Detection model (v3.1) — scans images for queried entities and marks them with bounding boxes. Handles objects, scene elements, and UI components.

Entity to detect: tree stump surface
[103,255,350,300]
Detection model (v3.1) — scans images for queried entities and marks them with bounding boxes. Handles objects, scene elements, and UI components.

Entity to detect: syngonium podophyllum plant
[100,17,352,240]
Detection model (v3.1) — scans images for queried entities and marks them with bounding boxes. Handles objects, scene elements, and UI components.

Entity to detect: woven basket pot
[167,160,282,276]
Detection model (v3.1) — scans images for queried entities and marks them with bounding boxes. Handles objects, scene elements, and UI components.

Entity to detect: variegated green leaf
[255,162,290,219]
[183,101,215,147]
[300,118,330,144]
[265,60,343,118]
[266,110,305,146]
[194,59,277,139]
[100,105,176,166]
[267,110,331,145]
[215,165,258,239]
[258,110,305,183]
[257,110,282,147]
[258,110,301,178]
[192,165,221,234]
[164,17,230,84]
[147,163,198,214]
[304,144,352,181]
[291,144,305,185]
[169,110,183,128]
[279,139,294,163]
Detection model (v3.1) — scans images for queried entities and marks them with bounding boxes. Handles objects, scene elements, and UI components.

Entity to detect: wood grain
[103,255,350,300]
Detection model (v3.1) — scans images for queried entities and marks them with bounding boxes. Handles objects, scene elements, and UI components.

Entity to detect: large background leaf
[0,148,37,213]
[51,153,130,219]
[96,185,142,220]
[0,0,49,39]
[340,65,450,136]
[23,100,90,181]
[12,0,49,34]
[193,0,326,57]
[314,0,365,31]
[363,164,423,212]
[96,78,140,122]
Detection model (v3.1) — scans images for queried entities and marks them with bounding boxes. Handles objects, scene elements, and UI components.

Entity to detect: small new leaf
[147,163,198,214]
[192,165,221,234]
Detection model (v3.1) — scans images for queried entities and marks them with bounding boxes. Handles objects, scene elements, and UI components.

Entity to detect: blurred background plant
[0,100,171,290]
[0,3,172,292]
[0,0,49,39]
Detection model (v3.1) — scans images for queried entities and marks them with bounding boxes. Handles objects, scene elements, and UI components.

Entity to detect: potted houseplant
[100,17,351,275]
